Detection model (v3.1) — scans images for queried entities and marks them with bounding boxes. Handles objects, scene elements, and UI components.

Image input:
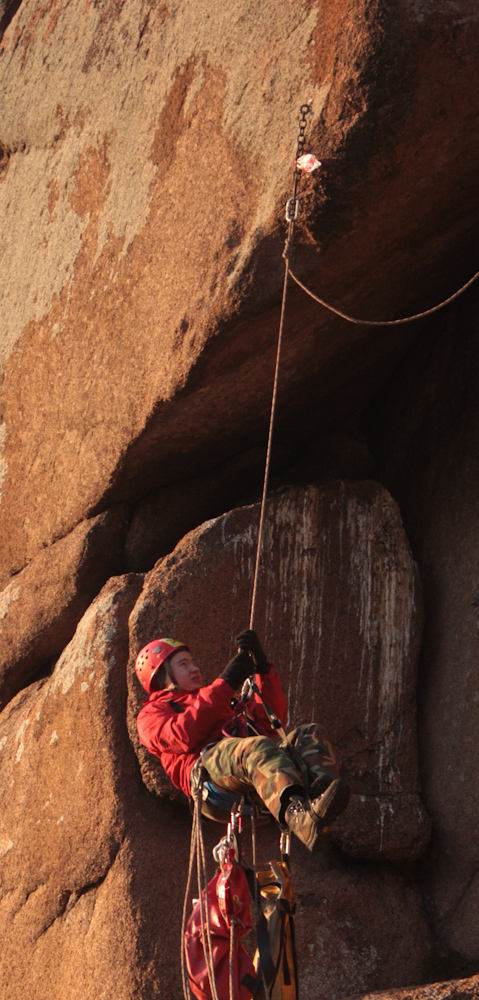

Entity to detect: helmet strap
[164,658,176,687]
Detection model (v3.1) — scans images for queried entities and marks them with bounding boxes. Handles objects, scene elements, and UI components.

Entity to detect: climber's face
[168,649,202,692]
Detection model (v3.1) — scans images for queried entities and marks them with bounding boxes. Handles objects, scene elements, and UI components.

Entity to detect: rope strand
[248,102,313,630]
[197,807,221,1000]
[228,918,235,1000]
[181,807,198,1000]
[249,260,291,630]
[289,264,479,326]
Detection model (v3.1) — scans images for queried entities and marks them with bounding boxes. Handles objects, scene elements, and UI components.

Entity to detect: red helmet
[135,638,189,694]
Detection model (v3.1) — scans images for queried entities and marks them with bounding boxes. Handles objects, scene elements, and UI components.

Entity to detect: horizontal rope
[289,264,479,327]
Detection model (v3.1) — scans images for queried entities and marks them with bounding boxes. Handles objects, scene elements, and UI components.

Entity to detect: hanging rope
[196,794,221,1000]
[182,779,222,1000]
[248,258,290,631]
[289,263,479,326]
[249,102,314,630]
[181,803,197,1000]
[248,100,479,629]
[183,782,271,1000]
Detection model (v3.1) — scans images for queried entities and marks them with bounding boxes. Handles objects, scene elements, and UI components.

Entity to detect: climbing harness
[190,753,271,826]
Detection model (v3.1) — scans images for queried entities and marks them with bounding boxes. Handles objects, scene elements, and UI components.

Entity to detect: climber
[135,630,350,852]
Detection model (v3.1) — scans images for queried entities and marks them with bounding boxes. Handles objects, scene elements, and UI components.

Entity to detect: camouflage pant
[199,723,339,822]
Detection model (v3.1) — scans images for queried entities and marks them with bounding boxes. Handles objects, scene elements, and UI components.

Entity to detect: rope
[182,783,221,1000]
[249,102,313,630]
[250,799,257,871]
[228,918,235,1000]
[196,797,221,1000]
[247,97,479,624]
[249,259,291,630]
[181,807,198,1000]
[289,264,479,327]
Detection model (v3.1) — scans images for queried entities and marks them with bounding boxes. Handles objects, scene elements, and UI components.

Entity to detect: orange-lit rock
[346,973,479,1000]
[0,0,478,582]
[128,483,430,861]
[0,508,128,710]
[0,574,193,1000]
[1,0,479,995]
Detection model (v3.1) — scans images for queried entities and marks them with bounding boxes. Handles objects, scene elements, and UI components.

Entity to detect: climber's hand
[220,649,254,691]
[235,629,270,674]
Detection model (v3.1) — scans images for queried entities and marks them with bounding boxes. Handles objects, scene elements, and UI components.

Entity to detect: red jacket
[136,667,288,797]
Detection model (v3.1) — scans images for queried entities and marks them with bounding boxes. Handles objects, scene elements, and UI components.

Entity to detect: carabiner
[285,197,300,222]
[280,830,291,857]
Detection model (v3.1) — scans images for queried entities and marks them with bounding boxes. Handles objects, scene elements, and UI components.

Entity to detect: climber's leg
[286,722,340,795]
[200,736,303,822]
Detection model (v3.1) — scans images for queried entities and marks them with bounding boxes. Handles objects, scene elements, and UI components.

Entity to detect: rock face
[1,1,479,998]
[0,508,128,710]
[367,293,479,976]
[0,574,195,1000]
[0,0,479,584]
[0,492,433,1000]
[124,445,273,573]
[128,483,430,862]
[291,853,432,999]
[347,974,479,1000]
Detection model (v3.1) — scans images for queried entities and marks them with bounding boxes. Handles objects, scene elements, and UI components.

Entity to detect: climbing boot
[310,778,350,827]
[285,780,351,853]
[284,796,323,853]
[308,774,332,801]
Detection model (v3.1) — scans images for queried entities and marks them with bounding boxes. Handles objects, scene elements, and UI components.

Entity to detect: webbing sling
[245,860,298,1000]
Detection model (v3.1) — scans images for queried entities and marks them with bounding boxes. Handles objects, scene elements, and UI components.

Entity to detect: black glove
[221,649,254,690]
[235,630,270,674]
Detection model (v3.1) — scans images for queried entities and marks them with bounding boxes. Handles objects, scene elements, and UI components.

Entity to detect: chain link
[283,100,313,258]
[295,101,313,162]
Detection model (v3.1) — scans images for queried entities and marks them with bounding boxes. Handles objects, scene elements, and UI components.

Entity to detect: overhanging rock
[1,1,479,582]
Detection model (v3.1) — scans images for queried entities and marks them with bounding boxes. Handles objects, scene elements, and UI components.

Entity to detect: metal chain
[284,101,313,260]
[249,101,313,631]
[287,103,479,325]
